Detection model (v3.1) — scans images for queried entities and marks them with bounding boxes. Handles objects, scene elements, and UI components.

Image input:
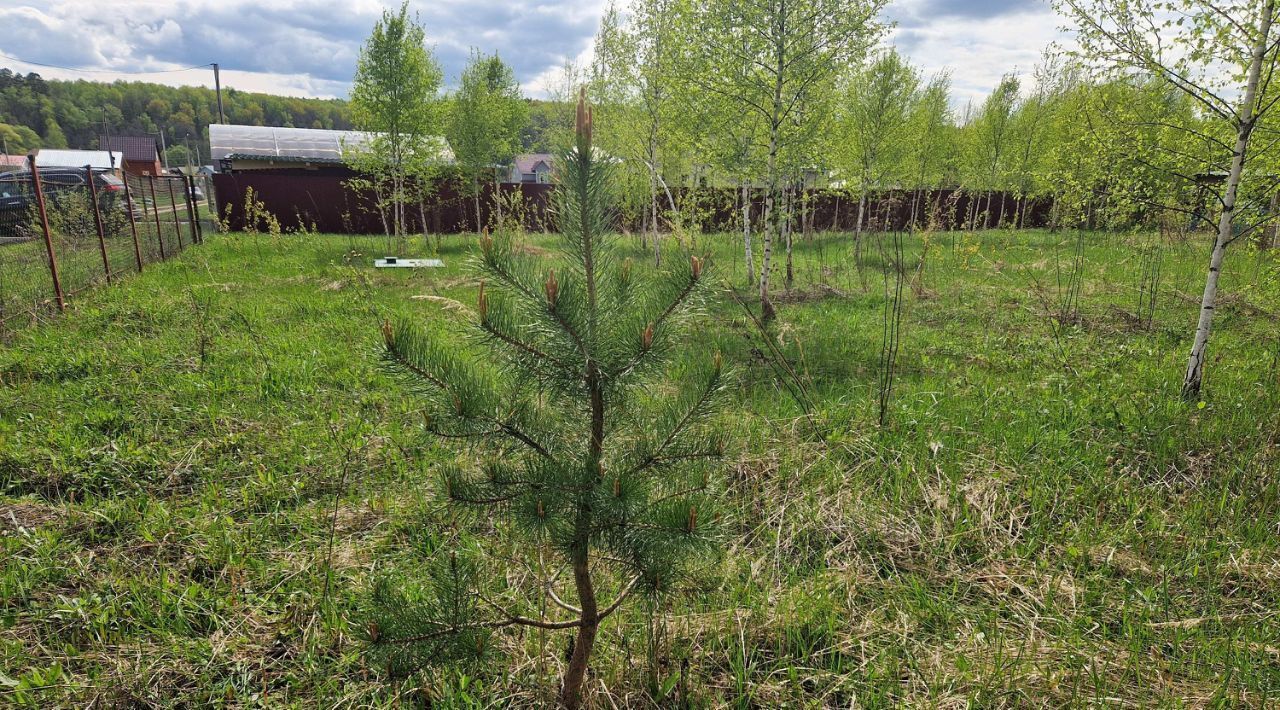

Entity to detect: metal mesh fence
[0,156,207,335]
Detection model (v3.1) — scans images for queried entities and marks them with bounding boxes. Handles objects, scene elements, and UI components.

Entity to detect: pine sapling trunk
[560,549,599,709]
[1183,0,1272,398]
[561,360,604,709]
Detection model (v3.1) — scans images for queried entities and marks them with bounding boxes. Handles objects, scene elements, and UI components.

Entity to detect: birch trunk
[784,183,794,289]
[801,186,811,240]
[760,134,777,322]
[743,182,755,286]
[1183,0,1272,398]
[493,174,504,226]
[649,134,661,266]
[759,20,784,324]
[854,193,867,266]
[1263,189,1280,249]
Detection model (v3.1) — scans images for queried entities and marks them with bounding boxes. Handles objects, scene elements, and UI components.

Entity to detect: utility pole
[158,129,169,171]
[103,107,115,170]
[213,63,226,124]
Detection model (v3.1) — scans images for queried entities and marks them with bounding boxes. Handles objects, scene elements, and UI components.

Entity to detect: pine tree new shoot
[371,89,725,709]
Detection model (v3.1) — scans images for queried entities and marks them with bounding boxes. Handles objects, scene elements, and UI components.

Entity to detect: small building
[508,153,554,184]
[32,148,124,171]
[99,135,162,176]
[0,153,26,169]
[208,124,453,174]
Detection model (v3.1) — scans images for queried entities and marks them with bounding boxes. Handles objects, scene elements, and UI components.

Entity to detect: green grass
[1,227,1279,706]
[1,211,192,330]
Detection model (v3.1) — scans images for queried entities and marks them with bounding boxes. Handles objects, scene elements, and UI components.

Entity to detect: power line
[0,52,213,75]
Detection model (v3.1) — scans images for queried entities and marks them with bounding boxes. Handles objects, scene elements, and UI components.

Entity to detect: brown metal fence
[0,154,208,335]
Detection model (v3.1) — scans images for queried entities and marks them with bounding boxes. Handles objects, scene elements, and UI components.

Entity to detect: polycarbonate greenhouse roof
[209,124,452,166]
[34,149,123,170]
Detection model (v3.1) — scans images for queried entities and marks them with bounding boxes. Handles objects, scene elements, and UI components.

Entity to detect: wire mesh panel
[0,158,204,337]
[0,169,57,330]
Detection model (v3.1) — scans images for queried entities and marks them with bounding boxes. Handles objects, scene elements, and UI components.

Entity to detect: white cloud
[886,0,1071,110]
[0,0,1066,106]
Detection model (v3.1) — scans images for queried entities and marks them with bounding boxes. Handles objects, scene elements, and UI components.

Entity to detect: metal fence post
[166,178,183,250]
[185,175,202,245]
[28,154,65,312]
[148,176,166,260]
[122,173,144,272]
[86,165,112,284]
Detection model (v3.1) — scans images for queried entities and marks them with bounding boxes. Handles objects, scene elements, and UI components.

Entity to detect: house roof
[0,154,27,168]
[99,135,159,162]
[514,153,553,174]
[34,149,123,170]
[209,124,454,166]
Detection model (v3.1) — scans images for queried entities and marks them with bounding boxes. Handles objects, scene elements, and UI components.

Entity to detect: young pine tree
[371,90,725,708]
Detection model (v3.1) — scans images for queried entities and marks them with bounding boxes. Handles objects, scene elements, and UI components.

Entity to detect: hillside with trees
[0,68,567,165]
[0,68,353,163]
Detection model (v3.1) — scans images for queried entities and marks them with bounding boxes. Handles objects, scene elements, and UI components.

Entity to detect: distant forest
[0,69,563,166]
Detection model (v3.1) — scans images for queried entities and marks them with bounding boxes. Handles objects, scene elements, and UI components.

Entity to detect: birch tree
[1008,63,1061,228]
[678,0,886,321]
[348,2,443,238]
[1056,0,1280,397]
[905,73,955,227]
[968,74,1020,228]
[591,0,685,262]
[446,51,528,230]
[837,49,919,240]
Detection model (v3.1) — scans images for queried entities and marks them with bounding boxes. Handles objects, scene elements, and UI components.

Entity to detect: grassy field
[2,227,1279,707]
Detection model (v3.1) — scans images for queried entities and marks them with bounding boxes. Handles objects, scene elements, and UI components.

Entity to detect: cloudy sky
[0,0,1067,108]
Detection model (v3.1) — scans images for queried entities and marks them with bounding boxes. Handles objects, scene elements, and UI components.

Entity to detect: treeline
[0,68,566,164]
[0,68,353,161]
[588,18,1254,237]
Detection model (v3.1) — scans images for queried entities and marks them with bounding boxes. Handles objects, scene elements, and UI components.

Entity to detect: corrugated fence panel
[212,172,1053,235]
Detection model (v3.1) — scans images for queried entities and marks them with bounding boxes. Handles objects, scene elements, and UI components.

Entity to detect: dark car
[0,168,127,241]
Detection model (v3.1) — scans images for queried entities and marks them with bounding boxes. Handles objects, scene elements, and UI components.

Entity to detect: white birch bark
[1183,0,1273,397]
[743,182,755,286]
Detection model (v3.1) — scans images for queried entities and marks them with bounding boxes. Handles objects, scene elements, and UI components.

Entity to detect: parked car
[0,168,128,240]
